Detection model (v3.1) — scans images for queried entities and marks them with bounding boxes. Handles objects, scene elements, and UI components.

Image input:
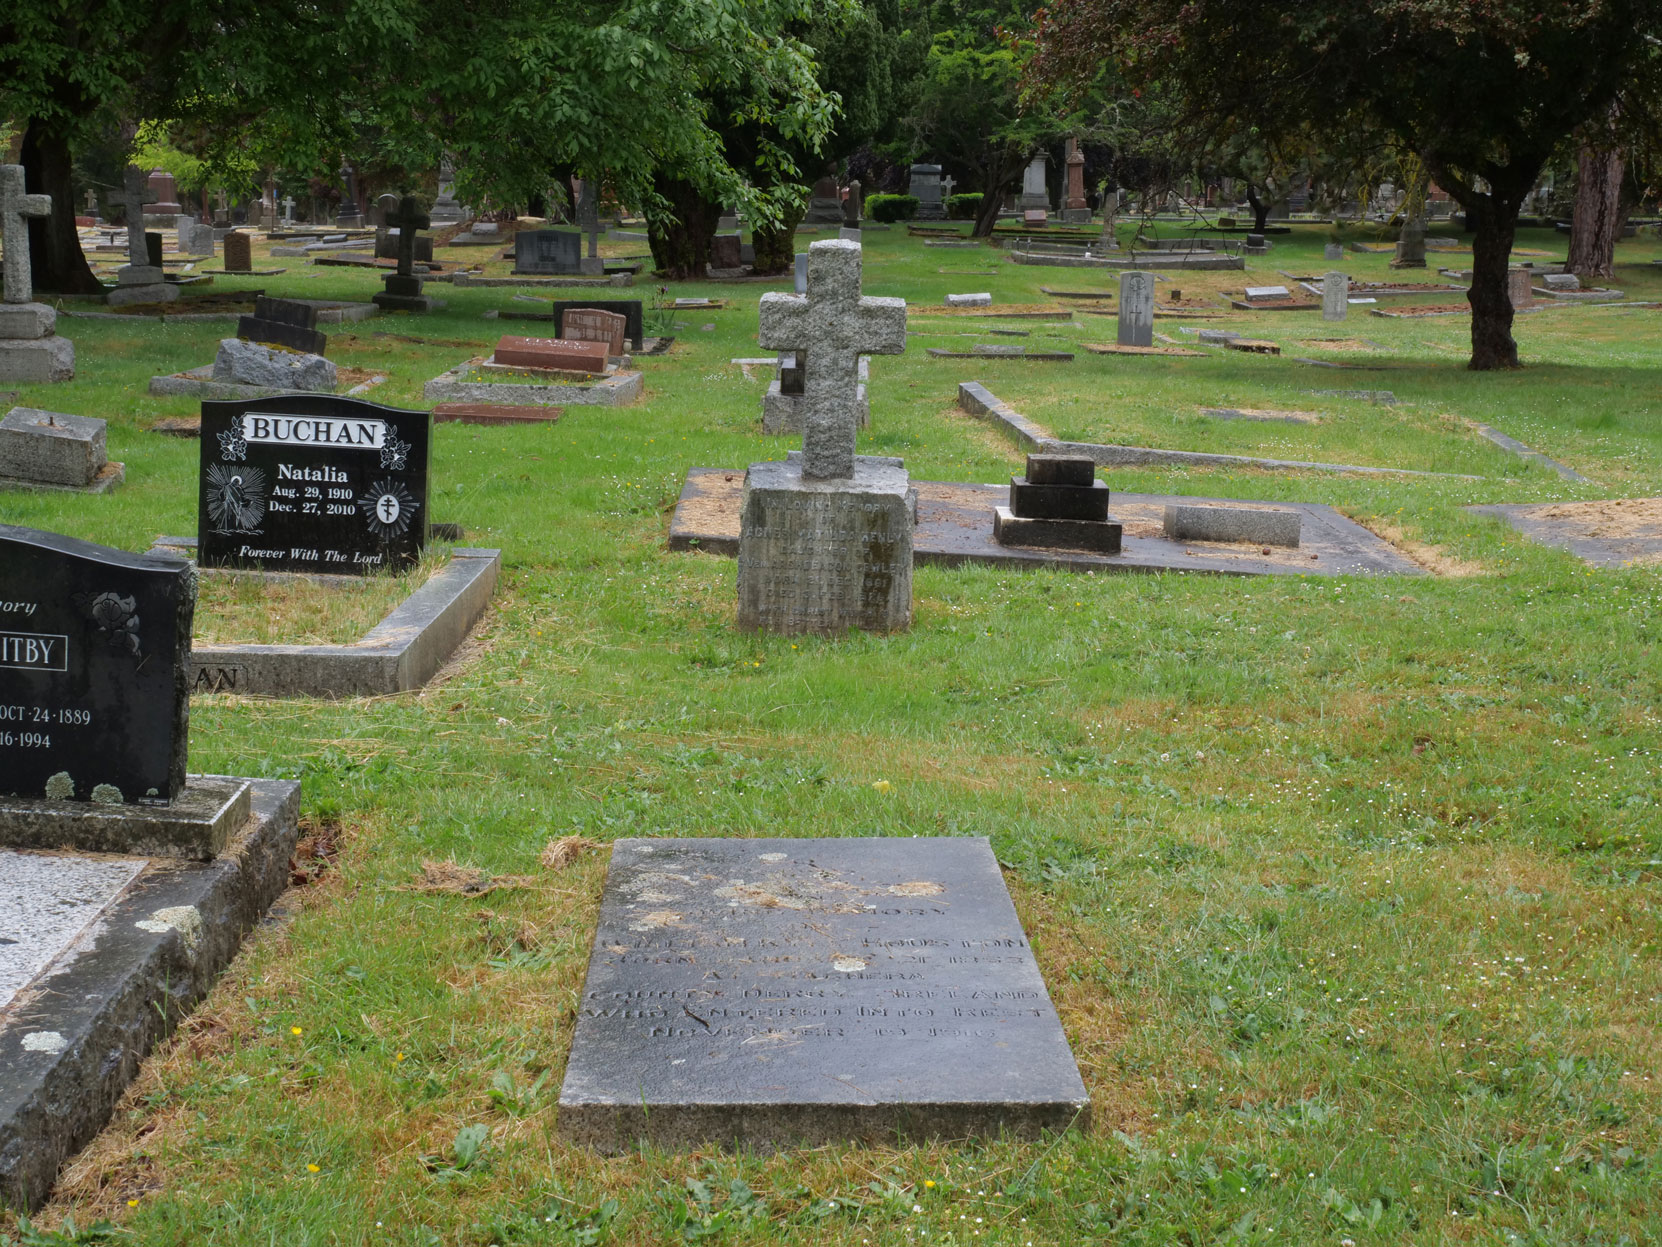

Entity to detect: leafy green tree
[907,2,1066,237]
[1027,0,1662,369]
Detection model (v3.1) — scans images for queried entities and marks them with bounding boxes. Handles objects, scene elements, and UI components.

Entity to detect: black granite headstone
[558,837,1091,1150]
[551,300,644,349]
[0,525,193,804]
[197,394,431,574]
[514,229,580,275]
[237,296,327,355]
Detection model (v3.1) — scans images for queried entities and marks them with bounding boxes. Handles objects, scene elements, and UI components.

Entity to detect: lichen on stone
[44,772,74,800]
[90,783,124,804]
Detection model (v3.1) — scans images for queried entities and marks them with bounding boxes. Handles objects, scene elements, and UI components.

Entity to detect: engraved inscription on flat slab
[0,851,146,1013]
[558,837,1091,1150]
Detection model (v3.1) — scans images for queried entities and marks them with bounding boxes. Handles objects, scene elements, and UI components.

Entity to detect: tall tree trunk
[971,187,1003,237]
[21,121,103,296]
[645,175,719,280]
[1245,183,1269,232]
[751,199,806,276]
[1465,194,1521,371]
[1567,139,1624,281]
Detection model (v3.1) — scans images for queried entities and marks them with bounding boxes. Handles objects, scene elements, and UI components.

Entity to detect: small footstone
[557,836,1090,1151]
[1163,503,1302,547]
[0,407,106,486]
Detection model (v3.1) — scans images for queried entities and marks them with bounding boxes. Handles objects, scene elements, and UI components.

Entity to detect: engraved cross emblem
[0,164,52,304]
[757,239,906,481]
[107,166,160,268]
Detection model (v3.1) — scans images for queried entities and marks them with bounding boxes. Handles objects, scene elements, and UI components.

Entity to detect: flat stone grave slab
[0,853,145,1012]
[424,358,643,407]
[1199,406,1322,424]
[924,347,1074,361]
[558,837,1090,1151]
[1082,342,1202,358]
[669,468,1424,577]
[431,403,563,426]
[0,778,299,1211]
[148,538,501,697]
[1466,498,1662,568]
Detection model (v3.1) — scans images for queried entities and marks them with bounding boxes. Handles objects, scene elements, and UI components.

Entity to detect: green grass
[6,221,1661,1246]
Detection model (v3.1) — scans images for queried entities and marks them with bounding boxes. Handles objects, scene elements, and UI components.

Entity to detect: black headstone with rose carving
[197,394,431,575]
[0,524,194,804]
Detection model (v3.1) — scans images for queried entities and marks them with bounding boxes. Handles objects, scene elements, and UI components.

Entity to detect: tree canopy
[1028,0,1662,369]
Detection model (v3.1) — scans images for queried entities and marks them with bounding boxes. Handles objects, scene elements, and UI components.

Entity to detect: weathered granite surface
[736,457,914,634]
[1164,503,1303,548]
[0,777,251,860]
[558,837,1090,1151]
[0,778,299,1211]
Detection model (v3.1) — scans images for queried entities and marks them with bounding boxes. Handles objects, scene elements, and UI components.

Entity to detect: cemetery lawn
[8,222,1662,1245]
[192,547,454,647]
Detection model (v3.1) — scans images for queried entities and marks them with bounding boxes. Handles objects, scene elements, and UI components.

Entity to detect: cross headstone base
[106,280,179,308]
[736,455,914,635]
[0,337,76,383]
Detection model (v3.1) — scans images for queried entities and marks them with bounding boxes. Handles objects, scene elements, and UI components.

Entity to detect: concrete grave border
[148,541,500,698]
[0,778,299,1211]
[423,359,642,407]
[956,381,1481,480]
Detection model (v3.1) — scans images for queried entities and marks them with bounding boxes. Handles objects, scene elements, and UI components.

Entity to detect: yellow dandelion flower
[307,1163,320,1173]
[127,1198,140,1207]
[924,1180,936,1189]
[395,1052,406,1062]
[291,1026,303,1036]
[872,780,892,793]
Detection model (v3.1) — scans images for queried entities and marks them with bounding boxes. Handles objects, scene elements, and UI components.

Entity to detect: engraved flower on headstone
[378,436,411,471]
[73,591,142,658]
[217,427,249,462]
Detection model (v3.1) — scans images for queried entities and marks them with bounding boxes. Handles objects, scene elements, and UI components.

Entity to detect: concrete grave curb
[955,382,1481,480]
[148,543,500,698]
[0,778,299,1211]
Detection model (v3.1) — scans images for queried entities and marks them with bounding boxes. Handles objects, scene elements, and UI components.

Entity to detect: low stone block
[0,408,106,486]
[106,283,178,307]
[993,506,1122,553]
[211,337,336,392]
[945,292,992,307]
[1023,454,1095,486]
[1163,503,1301,547]
[1009,478,1110,522]
[0,776,250,860]
[0,302,55,340]
[1544,273,1580,290]
[0,337,75,383]
[493,335,608,373]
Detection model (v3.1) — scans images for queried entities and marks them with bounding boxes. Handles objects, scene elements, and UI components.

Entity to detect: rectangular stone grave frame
[0,779,299,1212]
[558,836,1090,1151]
[151,538,500,698]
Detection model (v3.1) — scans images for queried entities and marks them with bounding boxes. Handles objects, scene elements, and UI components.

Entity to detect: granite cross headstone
[0,166,52,305]
[577,179,604,276]
[197,394,431,574]
[372,194,435,311]
[756,239,906,480]
[1116,270,1154,347]
[0,523,194,804]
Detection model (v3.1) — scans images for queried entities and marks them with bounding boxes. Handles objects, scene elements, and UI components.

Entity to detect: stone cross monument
[0,165,76,382]
[0,165,51,305]
[105,165,176,305]
[371,193,436,313]
[739,239,913,634]
[576,179,603,276]
[756,240,906,481]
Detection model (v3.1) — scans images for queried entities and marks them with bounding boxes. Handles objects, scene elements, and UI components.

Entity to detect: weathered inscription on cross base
[736,459,913,633]
[558,837,1091,1151]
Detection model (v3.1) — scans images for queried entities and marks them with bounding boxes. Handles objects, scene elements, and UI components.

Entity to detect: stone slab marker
[0,165,76,383]
[1116,270,1154,347]
[1322,271,1348,321]
[222,230,252,273]
[558,837,1091,1151]
[1507,268,1534,309]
